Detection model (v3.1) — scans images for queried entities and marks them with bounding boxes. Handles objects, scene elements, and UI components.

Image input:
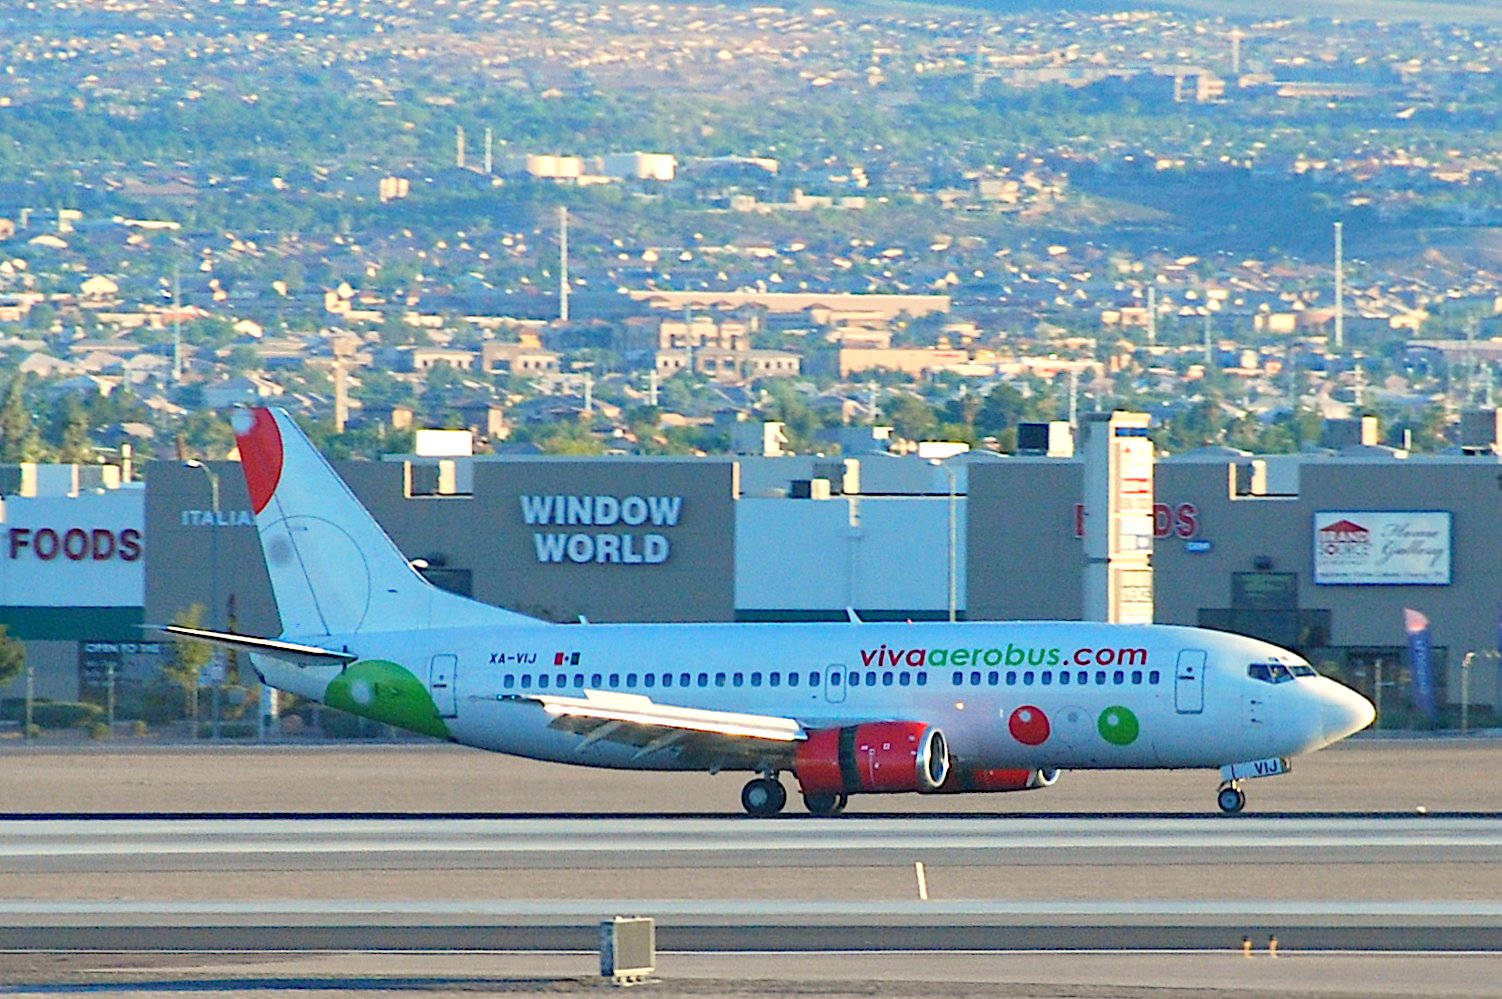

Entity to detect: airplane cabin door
[429,653,458,718]
[824,664,847,703]
[1174,649,1206,714]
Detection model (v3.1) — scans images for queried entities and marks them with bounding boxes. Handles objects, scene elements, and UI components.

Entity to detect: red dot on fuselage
[1009,705,1050,745]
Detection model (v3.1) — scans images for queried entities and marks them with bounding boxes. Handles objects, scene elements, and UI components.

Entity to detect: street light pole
[930,459,958,623]
[184,461,221,739]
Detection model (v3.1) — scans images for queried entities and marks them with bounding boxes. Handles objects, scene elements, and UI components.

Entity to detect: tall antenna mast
[558,205,570,323]
[1333,220,1344,350]
[456,125,466,169]
[484,127,493,175]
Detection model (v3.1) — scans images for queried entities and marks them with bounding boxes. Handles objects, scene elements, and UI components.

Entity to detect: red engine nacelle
[936,766,1061,793]
[794,722,950,796]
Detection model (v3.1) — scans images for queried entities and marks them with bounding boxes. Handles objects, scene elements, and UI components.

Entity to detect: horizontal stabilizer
[152,625,357,668]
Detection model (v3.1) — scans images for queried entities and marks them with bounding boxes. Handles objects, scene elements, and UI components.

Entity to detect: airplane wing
[503,690,805,770]
[152,625,357,669]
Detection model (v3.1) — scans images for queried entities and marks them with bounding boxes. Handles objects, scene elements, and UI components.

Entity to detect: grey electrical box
[600,916,655,983]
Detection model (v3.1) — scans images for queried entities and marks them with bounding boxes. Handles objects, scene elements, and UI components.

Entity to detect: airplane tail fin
[231,406,543,637]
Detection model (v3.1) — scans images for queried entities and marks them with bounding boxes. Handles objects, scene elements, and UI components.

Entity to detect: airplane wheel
[803,792,848,817]
[741,777,787,817]
[1217,785,1246,814]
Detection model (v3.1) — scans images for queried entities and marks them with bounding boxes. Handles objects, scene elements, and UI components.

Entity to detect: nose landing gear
[741,776,787,816]
[1217,781,1246,814]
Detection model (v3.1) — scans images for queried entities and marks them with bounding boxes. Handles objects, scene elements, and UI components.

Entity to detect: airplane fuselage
[252,619,1357,776]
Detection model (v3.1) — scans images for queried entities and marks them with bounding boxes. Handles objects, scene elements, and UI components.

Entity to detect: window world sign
[521,494,684,565]
[1313,511,1451,585]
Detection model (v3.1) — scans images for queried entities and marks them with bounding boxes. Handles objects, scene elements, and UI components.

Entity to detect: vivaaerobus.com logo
[859,643,1149,670]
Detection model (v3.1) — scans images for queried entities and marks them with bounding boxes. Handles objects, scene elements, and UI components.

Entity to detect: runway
[3,744,1502,993]
[3,814,1501,953]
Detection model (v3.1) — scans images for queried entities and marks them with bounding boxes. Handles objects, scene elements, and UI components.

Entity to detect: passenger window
[556,673,567,688]
[538,674,549,689]
[1095,670,1106,685]
[662,673,673,688]
[520,674,531,689]
[573,673,583,687]
[1149,670,1160,684]
[849,672,861,688]
[952,671,963,685]
[866,671,877,686]
[1131,670,1143,685]
[883,672,894,686]
[591,673,602,687]
[810,671,821,686]
[916,673,928,687]
[988,671,999,686]
[644,674,655,688]
[680,672,691,687]
[1006,671,1017,686]
[789,672,800,687]
[733,672,744,687]
[1023,671,1034,685]
[899,672,911,687]
[1041,671,1052,686]
[1059,671,1070,686]
[503,675,515,689]
[716,672,727,687]
[751,672,763,687]
[1113,670,1124,684]
[609,673,620,687]
[698,672,709,687]
[770,672,781,687]
[970,670,981,686]
[626,673,637,688]
[1077,670,1088,685]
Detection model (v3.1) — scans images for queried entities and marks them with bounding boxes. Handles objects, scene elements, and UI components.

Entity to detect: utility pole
[24,666,33,740]
[1146,285,1157,347]
[558,205,570,323]
[171,264,183,384]
[456,125,466,169]
[484,127,493,174]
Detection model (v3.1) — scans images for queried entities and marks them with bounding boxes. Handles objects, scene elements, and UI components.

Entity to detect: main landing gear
[1217,781,1246,815]
[741,776,787,817]
[802,792,849,817]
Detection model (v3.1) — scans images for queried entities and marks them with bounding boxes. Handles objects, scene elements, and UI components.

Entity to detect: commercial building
[6,418,1502,726]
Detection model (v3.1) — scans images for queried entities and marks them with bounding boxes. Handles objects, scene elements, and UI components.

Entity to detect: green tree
[0,624,25,689]
[55,396,92,464]
[0,375,42,462]
[161,604,213,725]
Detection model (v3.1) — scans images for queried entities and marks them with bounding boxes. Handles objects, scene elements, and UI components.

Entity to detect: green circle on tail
[1097,705,1140,746]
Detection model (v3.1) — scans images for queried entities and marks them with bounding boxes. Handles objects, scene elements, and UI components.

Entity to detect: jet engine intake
[794,722,949,796]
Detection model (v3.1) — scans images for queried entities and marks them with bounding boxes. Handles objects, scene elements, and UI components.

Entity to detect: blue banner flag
[1404,607,1437,724]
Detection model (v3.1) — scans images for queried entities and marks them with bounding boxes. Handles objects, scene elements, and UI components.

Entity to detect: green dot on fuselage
[1097,705,1140,746]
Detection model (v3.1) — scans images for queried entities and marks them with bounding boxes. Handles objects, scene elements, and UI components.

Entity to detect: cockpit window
[1248,662,1295,684]
[1290,664,1318,677]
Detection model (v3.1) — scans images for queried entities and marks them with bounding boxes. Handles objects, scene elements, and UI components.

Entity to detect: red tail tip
[233,407,283,515]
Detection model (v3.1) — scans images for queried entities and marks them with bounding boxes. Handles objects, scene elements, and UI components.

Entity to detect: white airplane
[165,407,1376,816]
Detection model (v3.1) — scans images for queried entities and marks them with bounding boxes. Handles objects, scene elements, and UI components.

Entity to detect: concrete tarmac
[2,737,1500,995]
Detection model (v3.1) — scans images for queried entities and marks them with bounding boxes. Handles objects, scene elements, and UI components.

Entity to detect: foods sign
[1313,511,1451,585]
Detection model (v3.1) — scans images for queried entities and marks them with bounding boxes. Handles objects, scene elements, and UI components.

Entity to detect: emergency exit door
[1175,649,1206,714]
[429,653,458,718]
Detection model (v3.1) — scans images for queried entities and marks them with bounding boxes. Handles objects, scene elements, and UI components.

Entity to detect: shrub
[30,702,103,729]
[87,721,110,740]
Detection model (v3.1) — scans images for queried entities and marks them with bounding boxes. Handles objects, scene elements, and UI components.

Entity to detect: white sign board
[1313,511,1451,585]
